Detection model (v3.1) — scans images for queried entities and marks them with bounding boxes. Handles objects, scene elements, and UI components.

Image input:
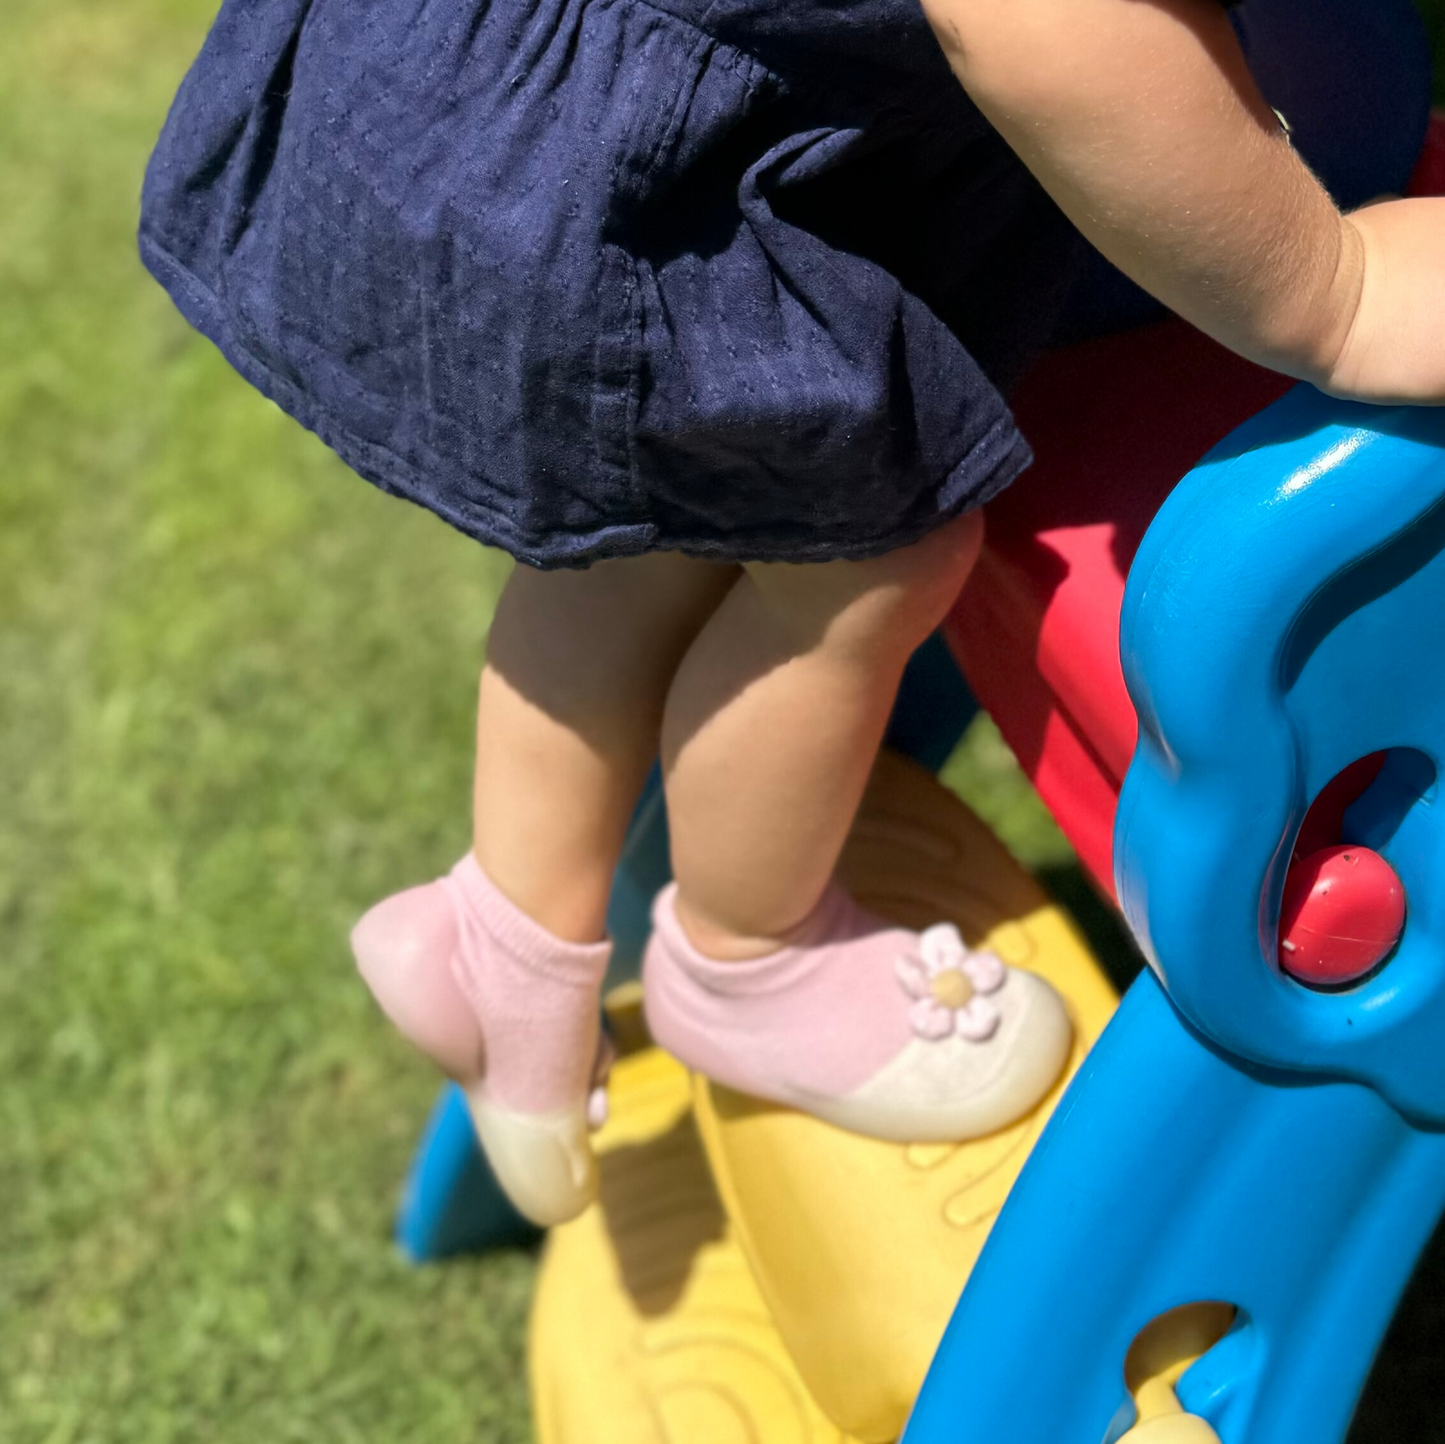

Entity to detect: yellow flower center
[930,969,974,1010]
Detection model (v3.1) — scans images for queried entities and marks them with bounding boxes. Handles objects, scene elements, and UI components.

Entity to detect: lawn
[2,4,1443,1442]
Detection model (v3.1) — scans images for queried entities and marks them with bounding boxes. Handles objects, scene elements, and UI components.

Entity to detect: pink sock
[642,882,1072,1144]
[352,855,611,1224]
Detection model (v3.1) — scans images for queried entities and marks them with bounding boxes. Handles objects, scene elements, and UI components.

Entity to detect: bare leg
[359,509,1067,1173]
[644,509,1072,1144]
[661,510,985,960]
[474,551,738,943]
[354,548,735,1224]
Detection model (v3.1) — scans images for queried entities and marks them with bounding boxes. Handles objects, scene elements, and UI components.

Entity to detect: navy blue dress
[140,0,1090,568]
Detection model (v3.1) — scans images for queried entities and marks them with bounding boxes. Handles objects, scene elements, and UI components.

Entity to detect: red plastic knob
[1278,845,1406,987]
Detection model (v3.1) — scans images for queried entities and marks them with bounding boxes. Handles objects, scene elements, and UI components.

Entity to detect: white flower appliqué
[896,924,1006,1043]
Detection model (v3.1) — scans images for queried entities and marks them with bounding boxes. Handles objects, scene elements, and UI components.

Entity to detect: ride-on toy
[389,4,1445,1439]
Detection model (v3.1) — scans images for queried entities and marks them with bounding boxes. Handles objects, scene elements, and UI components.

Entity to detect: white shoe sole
[468,1090,599,1228]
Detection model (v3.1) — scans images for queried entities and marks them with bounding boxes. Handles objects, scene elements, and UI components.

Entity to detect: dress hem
[139,231,1033,570]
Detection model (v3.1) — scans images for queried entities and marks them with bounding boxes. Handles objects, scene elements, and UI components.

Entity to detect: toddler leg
[473,552,737,942]
[645,512,1073,1142]
[664,511,986,955]
[354,551,736,1224]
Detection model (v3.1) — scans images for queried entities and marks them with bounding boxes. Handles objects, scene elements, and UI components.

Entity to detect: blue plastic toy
[904,393,1445,1444]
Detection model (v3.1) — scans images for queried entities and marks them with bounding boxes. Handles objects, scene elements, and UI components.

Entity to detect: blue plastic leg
[603,766,672,988]
[395,1083,541,1260]
[902,969,1445,1444]
[393,628,976,1261]
[885,630,979,774]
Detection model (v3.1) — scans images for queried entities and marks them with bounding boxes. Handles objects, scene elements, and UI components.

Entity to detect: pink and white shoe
[351,855,611,1226]
[643,883,1071,1143]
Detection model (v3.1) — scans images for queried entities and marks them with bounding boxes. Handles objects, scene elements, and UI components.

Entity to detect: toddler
[141,0,1445,1225]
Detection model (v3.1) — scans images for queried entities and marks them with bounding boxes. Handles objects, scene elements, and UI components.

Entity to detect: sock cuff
[449,853,610,987]
[649,882,856,997]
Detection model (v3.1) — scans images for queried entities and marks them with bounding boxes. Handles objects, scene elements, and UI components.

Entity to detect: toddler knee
[748,508,984,658]
[892,508,985,627]
[844,509,984,649]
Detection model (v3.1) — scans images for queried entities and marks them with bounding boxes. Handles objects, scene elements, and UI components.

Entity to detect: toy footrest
[690,752,1118,1443]
[530,1032,861,1444]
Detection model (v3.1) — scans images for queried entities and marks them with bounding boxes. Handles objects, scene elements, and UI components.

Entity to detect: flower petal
[910,997,956,1041]
[919,922,965,974]
[954,997,1002,1042]
[963,949,1007,995]
[896,953,932,999]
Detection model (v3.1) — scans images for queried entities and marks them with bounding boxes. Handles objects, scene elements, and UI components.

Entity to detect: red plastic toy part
[1277,845,1407,987]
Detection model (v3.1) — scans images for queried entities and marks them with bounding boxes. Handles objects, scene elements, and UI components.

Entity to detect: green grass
[1,5,528,1440]
[2,4,1444,1443]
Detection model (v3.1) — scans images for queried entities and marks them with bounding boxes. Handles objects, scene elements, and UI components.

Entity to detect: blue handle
[1117,390,1445,1120]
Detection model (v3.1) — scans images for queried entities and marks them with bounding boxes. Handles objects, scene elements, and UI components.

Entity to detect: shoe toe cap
[827,969,1074,1144]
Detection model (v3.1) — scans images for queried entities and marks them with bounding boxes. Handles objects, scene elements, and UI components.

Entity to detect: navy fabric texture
[140,0,1095,567]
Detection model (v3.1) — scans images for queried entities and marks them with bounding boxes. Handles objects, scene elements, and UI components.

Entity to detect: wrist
[1308,213,1369,396]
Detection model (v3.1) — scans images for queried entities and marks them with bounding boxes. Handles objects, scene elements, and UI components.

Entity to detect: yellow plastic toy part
[1118,1418,1224,1444]
[691,750,1120,1443]
[530,994,861,1444]
[1115,1303,1235,1444]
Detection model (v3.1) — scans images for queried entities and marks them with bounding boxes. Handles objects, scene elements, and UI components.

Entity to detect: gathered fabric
[140,0,1089,567]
